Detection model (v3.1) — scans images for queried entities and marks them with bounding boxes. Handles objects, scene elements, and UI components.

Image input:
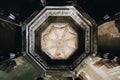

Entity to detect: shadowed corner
[0,57,40,80]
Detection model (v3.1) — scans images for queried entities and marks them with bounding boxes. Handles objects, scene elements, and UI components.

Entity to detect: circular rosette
[41,23,78,60]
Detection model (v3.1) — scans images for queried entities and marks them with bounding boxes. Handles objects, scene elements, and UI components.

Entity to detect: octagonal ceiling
[41,23,78,60]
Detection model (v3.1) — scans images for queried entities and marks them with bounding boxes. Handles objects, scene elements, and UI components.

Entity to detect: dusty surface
[78,57,120,80]
[98,21,120,37]
[0,57,39,80]
[98,21,120,55]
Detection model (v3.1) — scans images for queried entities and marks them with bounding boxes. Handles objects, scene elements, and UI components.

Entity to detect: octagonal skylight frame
[27,6,91,55]
[24,6,94,71]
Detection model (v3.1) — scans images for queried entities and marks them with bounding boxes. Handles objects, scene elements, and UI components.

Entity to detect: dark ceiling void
[0,0,43,23]
[0,19,21,61]
[77,0,120,23]
[0,0,120,24]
